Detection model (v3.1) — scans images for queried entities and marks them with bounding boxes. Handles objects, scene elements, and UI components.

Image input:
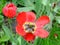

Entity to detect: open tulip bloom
[16,12,50,41]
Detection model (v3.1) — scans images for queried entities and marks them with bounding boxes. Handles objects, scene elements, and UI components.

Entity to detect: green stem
[8,18,12,33]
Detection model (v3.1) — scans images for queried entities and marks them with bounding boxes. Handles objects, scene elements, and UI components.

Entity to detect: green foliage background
[0,0,60,45]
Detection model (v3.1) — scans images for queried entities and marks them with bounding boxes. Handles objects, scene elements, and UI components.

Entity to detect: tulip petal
[23,33,35,41]
[26,12,36,22]
[36,16,50,28]
[16,12,36,26]
[2,3,17,18]
[16,25,26,36]
[34,28,49,38]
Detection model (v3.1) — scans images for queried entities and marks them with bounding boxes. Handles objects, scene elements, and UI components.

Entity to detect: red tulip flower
[16,12,50,41]
[2,3,17,18]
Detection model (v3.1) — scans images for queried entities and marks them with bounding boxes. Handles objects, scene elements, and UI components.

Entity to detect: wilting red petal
[36,15,50,28]
[16,12,36,25]
[16,24,26,36]
[2,3,17,18]
[23,33,35,41]
[34,28,49,38]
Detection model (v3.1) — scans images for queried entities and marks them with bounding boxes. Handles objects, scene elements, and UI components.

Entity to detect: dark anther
[24,24,35,32]
[32,28,34,31]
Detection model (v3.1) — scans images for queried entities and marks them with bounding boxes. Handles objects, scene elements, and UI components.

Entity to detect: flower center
[23,22,37,33]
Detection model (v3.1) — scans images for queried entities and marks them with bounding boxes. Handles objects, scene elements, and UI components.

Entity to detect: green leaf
[49,25,60,45]
[35,0,44,17]
[0,15,4,24]
[42,0,49,6]
[12,42,17,45]
[17,36,22,45]
[55,16,60,24]
[0,30,9,43]
[49,13,54,21]
[17,0,34,7]
[17,36,28,45]
[17,7,34,12]
[0,35,10,43]
[0,0,6,13]
[33,37,40,45]
[17,0,25,6]
[33,37,44,45]
[12,0,17,5]
[2,25,17,44]
[35,0,41,12]
[53,3,60,14]
[30,0,35,3]
[34,38,49,45]
[22,0,34,7]
[54,6,59,13]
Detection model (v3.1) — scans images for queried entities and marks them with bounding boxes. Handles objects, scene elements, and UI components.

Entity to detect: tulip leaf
[0,15,4,25]
[49,24,60,45]
[17,0,34,7]
[55,16,60,24]
[17,36,28,45]
[12,0,17,5]
[17,7,34,12]
[42,0,48,6]
[0,0,6,13]
[2,25,17,45]
[0,35,10,43]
